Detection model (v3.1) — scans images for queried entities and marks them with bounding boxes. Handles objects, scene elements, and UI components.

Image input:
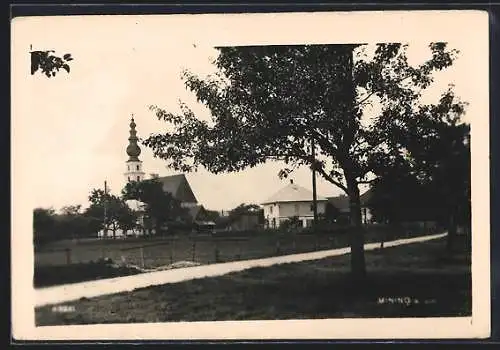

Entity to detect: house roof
[261,181,328,205]
[359,188,373,204]
[327,195,350,212]
[186,204,218,224]
[155,174,198,204]
[327,189,373,212]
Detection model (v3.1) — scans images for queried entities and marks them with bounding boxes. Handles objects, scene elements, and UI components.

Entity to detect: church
[122,116,215,235]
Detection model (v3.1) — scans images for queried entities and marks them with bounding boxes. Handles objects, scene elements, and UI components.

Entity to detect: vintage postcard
[11,10,490,340]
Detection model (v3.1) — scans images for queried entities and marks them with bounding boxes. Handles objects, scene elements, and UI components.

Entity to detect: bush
[279,217,302,234]
[34,261,141,288]
[95,257,114,265]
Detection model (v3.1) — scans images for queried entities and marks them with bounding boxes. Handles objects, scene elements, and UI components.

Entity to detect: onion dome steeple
[124,114,146,183]
[126,115,141,161]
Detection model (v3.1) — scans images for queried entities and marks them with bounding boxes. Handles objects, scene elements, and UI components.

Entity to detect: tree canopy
[86,188,136,237]
[145,43,464,189]
[33,205,97,245]
[121,178,188,234]
[143,43,466,277]
[33,207,57,245]
[369,120,470,226]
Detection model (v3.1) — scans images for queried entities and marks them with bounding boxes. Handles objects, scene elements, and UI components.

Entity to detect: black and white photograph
[11,10,490,340]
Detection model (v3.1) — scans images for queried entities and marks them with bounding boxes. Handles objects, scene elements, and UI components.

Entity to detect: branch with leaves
[30,48,73,77]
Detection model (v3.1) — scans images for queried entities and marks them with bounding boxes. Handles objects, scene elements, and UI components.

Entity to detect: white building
[261,179,328,229]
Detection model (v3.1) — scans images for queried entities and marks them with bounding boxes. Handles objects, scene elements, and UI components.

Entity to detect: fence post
[214,242,220,263]
[171,238,175,264]
[140,247,145,268]
[65,248,71,265]
[192,240,196,262]
[170,240,174,264]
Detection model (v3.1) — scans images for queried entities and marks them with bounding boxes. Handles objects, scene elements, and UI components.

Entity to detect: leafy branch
[30,48,74,78]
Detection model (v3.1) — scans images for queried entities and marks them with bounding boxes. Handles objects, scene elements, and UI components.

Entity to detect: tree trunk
[337,46,366,280]
[346,179,367,280]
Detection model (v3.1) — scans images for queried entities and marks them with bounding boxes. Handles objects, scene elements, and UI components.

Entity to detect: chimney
[290,179,294,184]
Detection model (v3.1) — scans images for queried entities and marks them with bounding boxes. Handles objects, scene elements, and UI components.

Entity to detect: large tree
[416,122,471,251]
[121,178,188,235]
[85,188,137,238]
[369,93,470,251]
[223,203,264,229]
[33,207,57,245]
[143,43,465,279]
[57,204,93,240]
[368,164,437,224]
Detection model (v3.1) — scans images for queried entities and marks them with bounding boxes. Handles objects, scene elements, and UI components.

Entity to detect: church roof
[261,181,328,205]
[188,205,203,221]
[155,174,198,204]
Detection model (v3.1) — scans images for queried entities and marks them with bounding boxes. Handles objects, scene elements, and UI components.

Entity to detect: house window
[136,165,140,171]
[127,165,130,171]
[270,206,273,214]
[137,176,140,181]
[128,176,130,182]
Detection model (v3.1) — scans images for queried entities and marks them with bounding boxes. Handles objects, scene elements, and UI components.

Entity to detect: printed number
[52,305,75,313]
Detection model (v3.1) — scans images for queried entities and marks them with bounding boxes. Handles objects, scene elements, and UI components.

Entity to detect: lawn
[36,225,435,268]
[34,233,348,268]
[34,226,439,287]
[35,235,471,326]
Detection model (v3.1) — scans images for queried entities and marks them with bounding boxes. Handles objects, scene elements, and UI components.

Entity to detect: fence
[34,224,436,269]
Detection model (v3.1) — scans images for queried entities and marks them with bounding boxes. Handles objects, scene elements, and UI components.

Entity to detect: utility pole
[311,137,318,229]
[104,180,108,238]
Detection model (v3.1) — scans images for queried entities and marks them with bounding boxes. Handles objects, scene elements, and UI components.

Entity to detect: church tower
[124,115,145,183]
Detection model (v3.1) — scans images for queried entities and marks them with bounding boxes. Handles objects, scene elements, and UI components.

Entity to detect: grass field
[34,226,439,287]
[35,225,434,267]
[35,235,471,325]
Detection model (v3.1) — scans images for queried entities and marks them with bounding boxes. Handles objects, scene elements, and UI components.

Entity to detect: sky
[11,12,487,213]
